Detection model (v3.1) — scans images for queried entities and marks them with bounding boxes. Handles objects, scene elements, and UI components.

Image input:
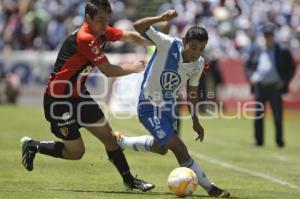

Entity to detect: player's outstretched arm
[120,30,153,46]
[97,60,145,77]
[133,9,177,34]
[187,84,205,142]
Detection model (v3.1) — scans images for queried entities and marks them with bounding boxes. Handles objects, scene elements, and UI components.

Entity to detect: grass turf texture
[0,105,299,199]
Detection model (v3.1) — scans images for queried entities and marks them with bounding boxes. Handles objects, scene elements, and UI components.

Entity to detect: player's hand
[160,10,178,21]
[130,60,146,73]
[193,120,204,142]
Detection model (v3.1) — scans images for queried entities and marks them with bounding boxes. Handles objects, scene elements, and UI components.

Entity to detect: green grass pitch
[0,105,299,199]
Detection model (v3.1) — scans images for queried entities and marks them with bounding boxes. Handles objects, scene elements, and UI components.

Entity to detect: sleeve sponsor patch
[88,40,95,47]
[91,46,100,55]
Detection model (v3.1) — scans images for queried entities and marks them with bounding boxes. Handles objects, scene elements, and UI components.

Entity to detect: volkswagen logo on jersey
[160,70,181,91]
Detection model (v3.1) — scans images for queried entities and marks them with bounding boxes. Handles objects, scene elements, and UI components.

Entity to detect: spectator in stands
[244,23,296,147]
[0,70,20,104]
[4,72,20,104]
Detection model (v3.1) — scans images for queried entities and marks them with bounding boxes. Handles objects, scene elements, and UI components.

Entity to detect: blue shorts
[138,101,177,146]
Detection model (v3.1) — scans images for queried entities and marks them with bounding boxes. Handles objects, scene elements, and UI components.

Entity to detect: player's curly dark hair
[85,0,112,19]
[185,26,208,43]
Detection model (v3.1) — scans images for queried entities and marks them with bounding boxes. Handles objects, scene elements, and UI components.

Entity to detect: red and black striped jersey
[45,21,123,98]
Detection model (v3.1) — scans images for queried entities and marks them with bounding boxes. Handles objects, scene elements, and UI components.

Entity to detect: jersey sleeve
[77,33,109,66]
[189,60,205,87]
[105,26,123,41]
[143,26,173,47]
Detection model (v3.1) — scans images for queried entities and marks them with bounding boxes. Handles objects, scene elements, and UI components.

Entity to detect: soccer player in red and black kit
[20,0,155,192]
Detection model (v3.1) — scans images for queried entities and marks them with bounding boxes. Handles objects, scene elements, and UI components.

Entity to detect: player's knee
[66,148,85,160]
[151,140,168,155]
[73,149,85,160]
[157,148,168,155]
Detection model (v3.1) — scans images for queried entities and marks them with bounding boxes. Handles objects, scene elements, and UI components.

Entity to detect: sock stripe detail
[145,137,152,151]
[180,158,195,168]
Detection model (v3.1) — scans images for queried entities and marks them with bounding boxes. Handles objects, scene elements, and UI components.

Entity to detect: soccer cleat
[20,136,36,171]
[124,176,155,192]
[208,184,230,198]
[114,131,125,150]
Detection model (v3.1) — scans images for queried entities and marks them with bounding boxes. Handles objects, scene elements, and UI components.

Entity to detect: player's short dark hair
[185,26,208,43]
[85,0,112,19]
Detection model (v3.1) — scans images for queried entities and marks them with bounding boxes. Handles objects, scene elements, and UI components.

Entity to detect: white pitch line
[191,151,300,191]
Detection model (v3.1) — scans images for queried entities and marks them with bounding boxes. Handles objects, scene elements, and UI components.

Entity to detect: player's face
[86,9,110,36]
[182,39,207,62]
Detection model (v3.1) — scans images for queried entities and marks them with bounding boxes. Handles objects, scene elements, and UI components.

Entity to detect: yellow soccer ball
[167,167,198,197]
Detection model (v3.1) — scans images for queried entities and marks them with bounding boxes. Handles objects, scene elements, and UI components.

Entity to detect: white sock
[181,158,212,191]
[119,135,154,152]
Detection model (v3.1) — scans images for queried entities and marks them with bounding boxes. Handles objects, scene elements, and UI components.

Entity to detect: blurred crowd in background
[1,0,300,57]
[1,0,300,105]
[0,0,128,52]
[159,0,300,60]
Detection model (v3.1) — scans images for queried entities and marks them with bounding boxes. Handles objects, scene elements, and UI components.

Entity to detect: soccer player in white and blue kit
[116,10,230,197]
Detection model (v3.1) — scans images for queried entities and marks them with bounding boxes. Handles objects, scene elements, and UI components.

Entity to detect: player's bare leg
[165,134,230,198]
[85,118,155,192]
[62,138,85,160]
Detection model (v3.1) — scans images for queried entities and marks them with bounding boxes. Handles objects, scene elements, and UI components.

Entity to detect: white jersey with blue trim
[140,26,205,105]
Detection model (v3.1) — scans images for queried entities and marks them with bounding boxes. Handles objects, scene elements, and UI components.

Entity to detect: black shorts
[43,93,104,140]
